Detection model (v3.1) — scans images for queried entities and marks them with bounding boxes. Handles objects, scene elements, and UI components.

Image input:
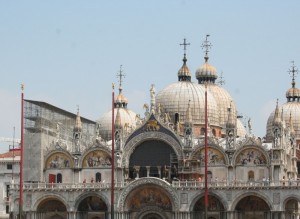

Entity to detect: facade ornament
[150,84,156,113]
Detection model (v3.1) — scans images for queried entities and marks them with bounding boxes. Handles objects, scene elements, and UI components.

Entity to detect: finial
[180,38,190,63]
[201,34,212,62]
[116,65,126,94]
[112,83,115,90]
[76,105,79,113]
[218,71,225,86]
[21,83,24,93]
[288,61,298,88]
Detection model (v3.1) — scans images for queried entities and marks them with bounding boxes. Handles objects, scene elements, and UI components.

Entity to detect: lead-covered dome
[266,63,300,142]
[97,69,139,141]
[156,81,219,126]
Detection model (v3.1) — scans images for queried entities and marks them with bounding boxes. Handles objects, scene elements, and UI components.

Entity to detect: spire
[273,99,281,126]
[288,61,298,88]
[289,112,295,135]
[178,38,191,81]
[186,100,192,123]
[115,65,128,108]
[117,65,126,95]
[74,105,82,132]
[226,102,236,129]
[115,107,122,129]
[201,34,212,63]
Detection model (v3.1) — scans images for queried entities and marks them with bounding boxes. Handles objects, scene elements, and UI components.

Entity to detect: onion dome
[178,38,192,82]
[195,35,218,84]
[178,54,191,81]
[266,63,300,142]
[236,119,246,138]
[156,39,219,127]
[97,67,138,140]
[195,36,237,131]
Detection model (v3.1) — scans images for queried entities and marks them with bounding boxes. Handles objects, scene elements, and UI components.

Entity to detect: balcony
[9,179,300,192]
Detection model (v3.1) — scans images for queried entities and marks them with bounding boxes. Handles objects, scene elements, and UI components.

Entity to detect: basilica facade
[9,38,300,219]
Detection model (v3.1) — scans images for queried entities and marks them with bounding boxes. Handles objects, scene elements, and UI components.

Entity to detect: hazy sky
[1,0,300,152]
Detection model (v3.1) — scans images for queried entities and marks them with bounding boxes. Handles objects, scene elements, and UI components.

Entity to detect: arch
[74,192,110,212]
[122,132,183,167]
[77,196,108,212]
[191,146,227,166]
[36,198,67,212]
[283,195,300,217]
[137,206,167,219]
[45,151,74,169]
[82,149,111,168]
[248,170,254,181]
[33,194,69,212]
[189,191,228,212]
[231,191,272,212]
[118,178,179,211]
[233,146,269,166]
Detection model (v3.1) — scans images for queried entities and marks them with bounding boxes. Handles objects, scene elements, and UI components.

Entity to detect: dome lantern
[178,38,192,82]
[115,65,128,108]
[286,61,300,102]
[195,35,218,84]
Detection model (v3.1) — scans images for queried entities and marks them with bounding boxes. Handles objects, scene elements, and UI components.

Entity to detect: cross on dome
[116,65,126,94]
[201,34,212,62]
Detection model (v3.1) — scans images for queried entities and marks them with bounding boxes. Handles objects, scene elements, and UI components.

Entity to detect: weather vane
[201,34,212,62]
[288,61,298,88]
[116,65,126,94]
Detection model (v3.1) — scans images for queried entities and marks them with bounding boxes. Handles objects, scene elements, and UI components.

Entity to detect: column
[157,166,161,178]
[146,166,150,177]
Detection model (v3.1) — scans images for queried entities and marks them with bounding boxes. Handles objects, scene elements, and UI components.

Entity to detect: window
[248,171,254,181]
[96,172,101,182]
[7,164,12,170]
[57,173,62,183]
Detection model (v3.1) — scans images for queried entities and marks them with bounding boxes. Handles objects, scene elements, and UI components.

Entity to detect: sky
[1,0,300,152]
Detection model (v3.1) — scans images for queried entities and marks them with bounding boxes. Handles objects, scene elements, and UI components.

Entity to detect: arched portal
[285,198,300,218]
[193,195,225,219]
[77,196,108,219]
[141,213,163,219]
[235,195,270,219]
[125,186,172,219]
[129,140,177,180]
[36,198,67,219]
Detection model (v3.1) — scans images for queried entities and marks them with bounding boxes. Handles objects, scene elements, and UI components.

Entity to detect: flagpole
[204,83,208,219]
[19,83,24,219]
[111,83,115,219]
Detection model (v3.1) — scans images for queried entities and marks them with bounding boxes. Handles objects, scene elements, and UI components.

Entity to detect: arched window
[212,129,216,136]
[57,173,62,183]
[201,128,205,135]
[96,172,101,182]
[248,171,254,181]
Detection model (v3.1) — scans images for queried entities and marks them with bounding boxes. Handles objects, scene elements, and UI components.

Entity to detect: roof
[25,99,96,124]
[0,150,21,159]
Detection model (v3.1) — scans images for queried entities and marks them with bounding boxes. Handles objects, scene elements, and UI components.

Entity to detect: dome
[266,102,300,142]
[195,62,218,83]
[203,84,237,131]
[177,55,191,81]
[97,108,137,141]
[236,118,247,138]
[156,81,219,127]
[115,93,128,105]
[286,87,300,101]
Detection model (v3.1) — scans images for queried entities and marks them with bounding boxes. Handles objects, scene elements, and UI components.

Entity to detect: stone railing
[172,179,300,189]
[9,179,300,192]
